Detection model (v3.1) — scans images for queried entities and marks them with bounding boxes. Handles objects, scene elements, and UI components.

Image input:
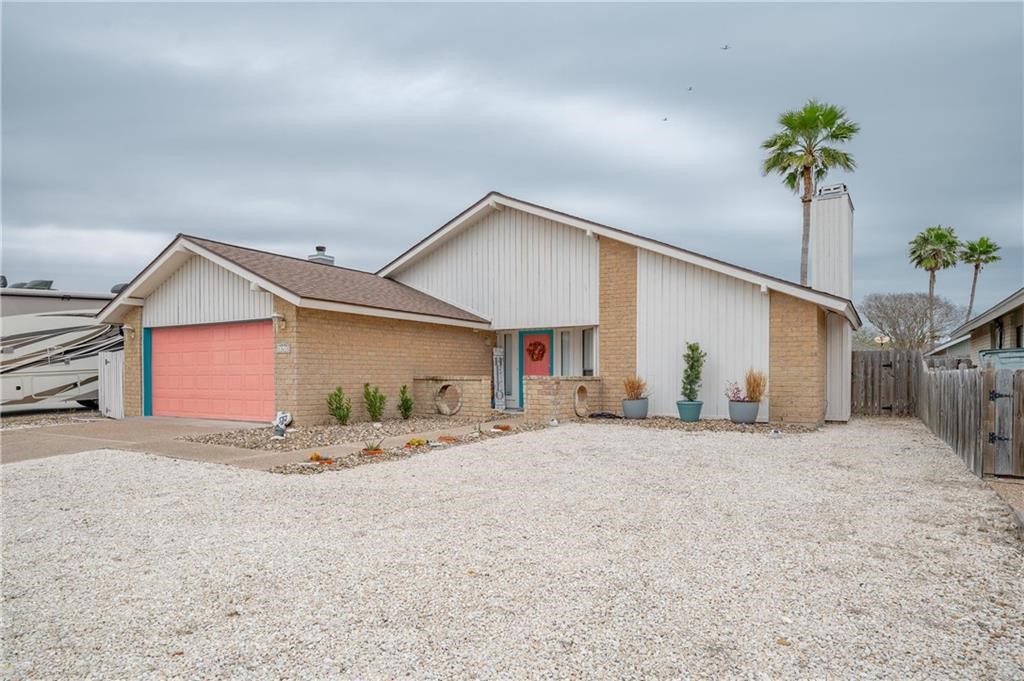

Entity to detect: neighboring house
[944,287,1024,364]
[925,334,972,359]
[98,188,861,425]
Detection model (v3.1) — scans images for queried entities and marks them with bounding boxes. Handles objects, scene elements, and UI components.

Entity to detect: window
[560,331,572,376]
[582,328,594,376]
[1016,324,1023,349]
[503,334,514,397]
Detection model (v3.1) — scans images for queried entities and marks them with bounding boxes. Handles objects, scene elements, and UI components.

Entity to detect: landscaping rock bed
[0,408,102,430]
[586,415,817,434]
[183,417,483,451]
[270,423,546,474]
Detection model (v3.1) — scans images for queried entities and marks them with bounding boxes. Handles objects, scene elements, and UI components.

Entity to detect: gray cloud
[3,2,1021,312]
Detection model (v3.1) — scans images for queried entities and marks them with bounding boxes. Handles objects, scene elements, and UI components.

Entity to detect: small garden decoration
[327,387,352,425]
[398,385,414,420]
[362,438,385,456]
[363,383,387,422]
[725,368,767,424]
[677,342,707,422]
[622,376,649,419]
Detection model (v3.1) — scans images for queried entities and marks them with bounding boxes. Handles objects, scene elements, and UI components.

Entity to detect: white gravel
[3,419,1022,679]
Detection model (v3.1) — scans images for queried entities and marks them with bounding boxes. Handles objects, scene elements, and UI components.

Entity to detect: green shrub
[398,384,414,420]
[327,386,352,425]
[363,383,387,421]
[681,342,707,402]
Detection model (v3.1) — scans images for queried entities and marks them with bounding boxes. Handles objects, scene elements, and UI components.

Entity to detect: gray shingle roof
[184,236,487,324]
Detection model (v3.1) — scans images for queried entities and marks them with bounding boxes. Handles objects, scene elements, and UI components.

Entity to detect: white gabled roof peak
[378,191,861,328]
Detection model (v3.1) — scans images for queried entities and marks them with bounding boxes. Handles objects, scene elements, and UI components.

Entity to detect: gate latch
[988,432,1010,444]
[989,390,1012,401]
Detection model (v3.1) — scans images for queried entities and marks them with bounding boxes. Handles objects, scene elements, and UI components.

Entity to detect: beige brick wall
[523,376,603,423]
[122,306,143,417]
[598,237,637,412]
[768,291,827,425]
[273,298,300,420]
[276,303,496,424]
[412,376,492,421]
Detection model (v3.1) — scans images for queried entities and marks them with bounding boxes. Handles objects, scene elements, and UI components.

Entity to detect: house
[98,187,861,425]
[942,287,1024,365]
[925,334,972,359]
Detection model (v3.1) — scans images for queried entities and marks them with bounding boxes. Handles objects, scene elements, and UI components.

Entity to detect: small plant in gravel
[405,437,427,448]
[398,385,414,420]
[309,452,321,462]
[327,387,352,425]
[680,342,707,402]
[362,438,384,455]
[363,383,387,422]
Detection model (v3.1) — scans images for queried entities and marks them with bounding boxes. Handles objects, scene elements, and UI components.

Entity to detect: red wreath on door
[526,341,547,362]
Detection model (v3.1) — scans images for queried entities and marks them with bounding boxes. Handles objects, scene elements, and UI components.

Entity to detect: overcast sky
[3,2,1022,313]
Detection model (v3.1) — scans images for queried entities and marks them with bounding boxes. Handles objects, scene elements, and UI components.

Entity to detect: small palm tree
[761,99,860,285]
[908,226,961,348]
[960,237,1001,322]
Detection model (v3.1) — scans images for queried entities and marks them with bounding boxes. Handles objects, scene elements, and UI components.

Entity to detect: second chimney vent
[307,245,335,266]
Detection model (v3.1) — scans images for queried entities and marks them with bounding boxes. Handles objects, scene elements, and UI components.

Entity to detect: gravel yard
[0,408,102,431]
[3,419,1022,679]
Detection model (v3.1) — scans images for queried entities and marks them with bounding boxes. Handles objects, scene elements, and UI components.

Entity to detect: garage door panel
[151,321,274,421]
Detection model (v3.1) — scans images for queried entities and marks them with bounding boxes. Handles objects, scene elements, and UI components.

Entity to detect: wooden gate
[851,350,920,416]
[984,368,1024,477]
[98,350,124,419]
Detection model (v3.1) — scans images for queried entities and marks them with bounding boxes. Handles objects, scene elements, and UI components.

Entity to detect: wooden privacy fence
[851,350,920,416]
[852,350,1023,478]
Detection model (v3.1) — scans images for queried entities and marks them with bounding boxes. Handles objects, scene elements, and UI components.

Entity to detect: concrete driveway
[0,416,291,468]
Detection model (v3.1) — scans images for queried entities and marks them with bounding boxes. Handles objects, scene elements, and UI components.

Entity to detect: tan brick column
[768,291,827,425]
[121,307,143,417]
[273,297,301,421]
[598,237,637,413]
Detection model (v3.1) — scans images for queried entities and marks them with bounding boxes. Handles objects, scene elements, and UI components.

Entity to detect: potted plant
[621,376,649,419]
[676,342,707,422]
[725,368,767,424]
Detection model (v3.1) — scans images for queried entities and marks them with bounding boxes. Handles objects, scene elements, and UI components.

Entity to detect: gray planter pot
[676,400,702,422]
[728,400,760,424]
[621,398,649,419]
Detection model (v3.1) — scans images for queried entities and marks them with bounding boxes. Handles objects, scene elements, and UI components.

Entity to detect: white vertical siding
[825,314,852,421]
[392,207,599,329]
[636,250,771,419]
[811,191,854,422]
[143,255,274,327]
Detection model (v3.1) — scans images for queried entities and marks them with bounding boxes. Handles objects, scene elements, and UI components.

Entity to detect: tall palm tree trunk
[928,270,936,349]
[966,264,980,322]
[800,165,813,286]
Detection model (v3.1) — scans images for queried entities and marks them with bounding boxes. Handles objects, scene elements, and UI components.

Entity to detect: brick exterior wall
[768,291,827,425]
[277,303,496,424]
[122,306,143,417]
[412,376,492,420]
[598,237,637,413]
[523,376,603,423]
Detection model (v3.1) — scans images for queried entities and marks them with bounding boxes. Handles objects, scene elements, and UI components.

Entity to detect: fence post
[981,368,996,476]
[1014,370,1024,477]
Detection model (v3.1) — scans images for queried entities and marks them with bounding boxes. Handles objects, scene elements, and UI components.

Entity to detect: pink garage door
[151,321,275,421]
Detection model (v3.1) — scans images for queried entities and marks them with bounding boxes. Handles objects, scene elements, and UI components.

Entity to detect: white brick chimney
[810,183,854,298]
[810,183,855,422]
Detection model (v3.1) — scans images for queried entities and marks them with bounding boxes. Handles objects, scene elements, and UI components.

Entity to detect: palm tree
[908,226,961,348]
[761,99,860,285]
[960,237,1001,322]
